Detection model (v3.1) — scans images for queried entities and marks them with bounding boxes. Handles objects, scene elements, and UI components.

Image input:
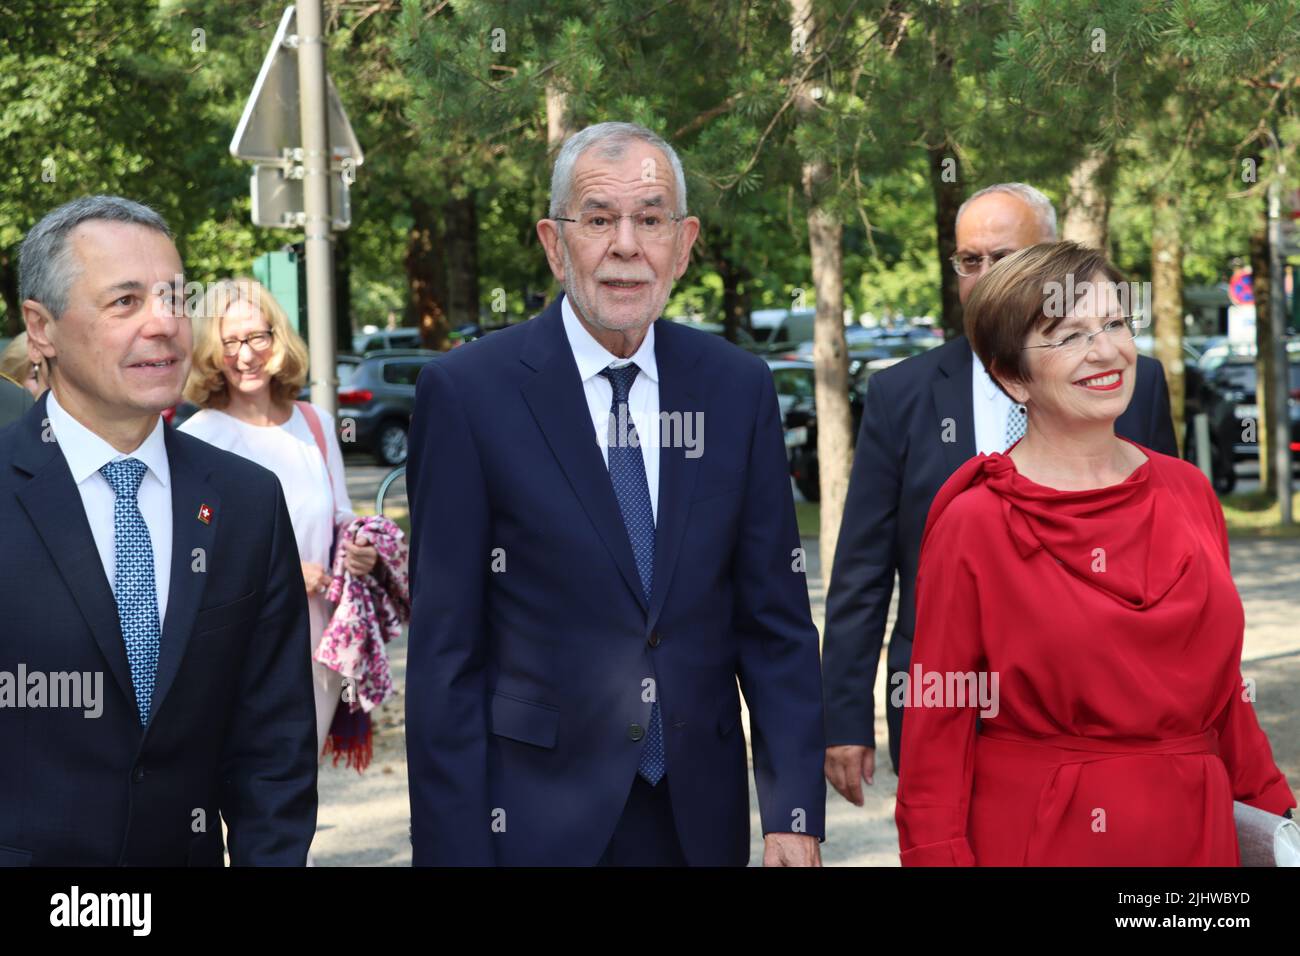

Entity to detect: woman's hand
[344,533,379,578]
[301,561,331,595]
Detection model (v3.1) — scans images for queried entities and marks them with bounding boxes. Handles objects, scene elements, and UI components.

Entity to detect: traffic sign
[230,5,362,229]
[1228,268,1254,306]
[251,163,351,230]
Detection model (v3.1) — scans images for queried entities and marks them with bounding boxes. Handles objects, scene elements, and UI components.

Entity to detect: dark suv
[1188,355,1300,493]
[336,350,440,465]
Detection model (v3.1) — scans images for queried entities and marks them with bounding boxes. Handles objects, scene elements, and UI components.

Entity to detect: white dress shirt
[971,352,1022,455]
[45,389,173,624]
[561,295,660,524]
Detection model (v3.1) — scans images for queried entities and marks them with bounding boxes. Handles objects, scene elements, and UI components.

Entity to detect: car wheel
[375,421,408,466]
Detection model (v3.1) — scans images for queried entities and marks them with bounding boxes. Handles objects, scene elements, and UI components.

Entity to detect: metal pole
[296,0,336,418]
[1267,128,1293,525]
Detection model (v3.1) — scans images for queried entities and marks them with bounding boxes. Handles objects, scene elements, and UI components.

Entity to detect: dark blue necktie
[100,457,161,724]
[600,363,664,785]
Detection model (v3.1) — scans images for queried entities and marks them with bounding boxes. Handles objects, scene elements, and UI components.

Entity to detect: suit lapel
[645,320,703,632]
[932,335,977,475]
[520,298,649,612]
[147,426,217,723]
[12,394,136,712]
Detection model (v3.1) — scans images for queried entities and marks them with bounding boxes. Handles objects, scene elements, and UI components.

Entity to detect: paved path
[316,468,1300,866]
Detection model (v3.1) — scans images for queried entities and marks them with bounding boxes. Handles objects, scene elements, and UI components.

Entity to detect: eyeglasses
[950,251,1015,277]
[951,251,1016,277]
[1021,316,1137,355]
[221,330,274,357]
[553,209,684,242]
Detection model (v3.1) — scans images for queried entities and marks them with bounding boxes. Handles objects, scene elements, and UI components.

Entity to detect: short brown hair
[184,277,308,409]
[964,241,1126,396]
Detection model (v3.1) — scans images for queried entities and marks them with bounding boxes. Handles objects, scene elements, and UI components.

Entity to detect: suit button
[648,631,661,648]
[131,766,145,783]
[628,723,645,741]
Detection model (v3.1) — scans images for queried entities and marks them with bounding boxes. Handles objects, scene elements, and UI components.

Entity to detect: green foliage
[3,0,1295,335]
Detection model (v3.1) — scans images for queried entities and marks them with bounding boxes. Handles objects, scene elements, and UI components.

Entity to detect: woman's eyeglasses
[1022,316,1138,355]
[221,330,274,357]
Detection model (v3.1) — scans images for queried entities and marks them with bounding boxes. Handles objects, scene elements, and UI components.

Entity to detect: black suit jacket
[0,393,318,866]
[821,336,1178,767]
[406,296,825,866]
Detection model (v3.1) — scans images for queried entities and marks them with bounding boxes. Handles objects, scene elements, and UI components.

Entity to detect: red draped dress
[895,437,1296,866]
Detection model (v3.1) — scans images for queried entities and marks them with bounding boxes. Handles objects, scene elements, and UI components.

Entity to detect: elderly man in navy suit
[406,122,826,866]
[0,196,316,866]
[822,183,1179,801]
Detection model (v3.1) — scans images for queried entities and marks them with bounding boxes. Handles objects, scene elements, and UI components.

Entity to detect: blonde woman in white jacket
[180,278,376,759]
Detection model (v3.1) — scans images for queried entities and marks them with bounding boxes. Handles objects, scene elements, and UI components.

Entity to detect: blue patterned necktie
[1005,402,1027,451]
[99,458,160,724]
[600,363,664,785]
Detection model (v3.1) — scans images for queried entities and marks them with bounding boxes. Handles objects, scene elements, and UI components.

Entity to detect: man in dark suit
[0,373,33,429]
[0,195,317,866]
[406,122,825,866]
[823,183,1178,803]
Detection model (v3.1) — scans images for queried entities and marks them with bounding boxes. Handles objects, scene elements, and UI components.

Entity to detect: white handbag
[1234,800,1300,866]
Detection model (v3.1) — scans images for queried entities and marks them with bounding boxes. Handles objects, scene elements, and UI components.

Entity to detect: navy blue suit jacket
[821,335,1179,768]
[405,295,826,866]
[0,393,318,866]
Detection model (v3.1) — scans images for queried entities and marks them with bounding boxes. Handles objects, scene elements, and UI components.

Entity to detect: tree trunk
[807,190,852,585]
[788,0,852,580]
[713,230,753,343]
[1250,219,1276,495]
[1152,191,1185,457]
[0,251,20,337]
[334,230,352,355]
[405,197,449,350]
[443,191,480,328]
[546,83,574,149]
[1061,146,1115,251]
[928,143,963,339]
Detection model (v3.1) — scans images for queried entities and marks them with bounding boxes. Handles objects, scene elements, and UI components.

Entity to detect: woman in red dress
[896,242,1295,866]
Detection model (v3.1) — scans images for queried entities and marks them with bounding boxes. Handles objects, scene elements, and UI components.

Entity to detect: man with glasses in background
[822,182,1179,805]
[405,122,825,866]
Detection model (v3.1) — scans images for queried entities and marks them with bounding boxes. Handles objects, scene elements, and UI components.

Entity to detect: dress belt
[978,725,1221,864]
[980,724,1220,757]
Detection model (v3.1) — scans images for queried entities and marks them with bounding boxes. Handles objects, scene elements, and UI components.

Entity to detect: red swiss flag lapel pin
[197,503,213,525]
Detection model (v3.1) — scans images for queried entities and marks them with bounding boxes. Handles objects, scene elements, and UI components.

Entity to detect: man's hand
[763,832,822,867]
[825,745,875,806]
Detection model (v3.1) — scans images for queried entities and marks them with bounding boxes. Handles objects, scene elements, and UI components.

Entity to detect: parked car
[751,308,815,348]
[351,328,423,354]
[664,317,760,350]
[1185,354,1300,493]
[767,357,873,502]
[785,329,937,371]
[332,349,439,465]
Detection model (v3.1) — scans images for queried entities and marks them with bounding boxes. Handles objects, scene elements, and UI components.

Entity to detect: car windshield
[1216,361,1300,392]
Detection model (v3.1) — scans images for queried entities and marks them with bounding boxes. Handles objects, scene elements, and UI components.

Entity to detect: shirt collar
[561,294,659,384]
[46,389,171,488]
[971,351,1004,402]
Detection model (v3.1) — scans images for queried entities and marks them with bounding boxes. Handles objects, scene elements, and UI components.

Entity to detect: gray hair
[18,195,172,320]
[955,182,1057,240]
[549,122,688,219]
